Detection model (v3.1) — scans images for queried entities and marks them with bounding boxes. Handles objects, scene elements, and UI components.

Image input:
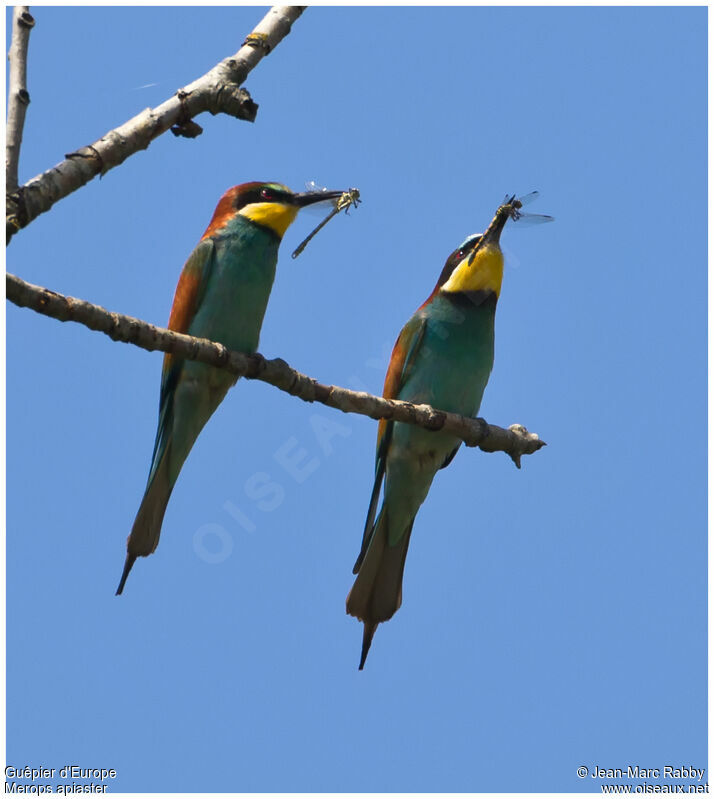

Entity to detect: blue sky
[5,5,706,794]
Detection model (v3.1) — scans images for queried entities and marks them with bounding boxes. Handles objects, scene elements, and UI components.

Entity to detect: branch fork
[6,6,306,243]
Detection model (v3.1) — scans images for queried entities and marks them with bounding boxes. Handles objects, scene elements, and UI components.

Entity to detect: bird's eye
[261,188,276,201]
[457,250,464,259]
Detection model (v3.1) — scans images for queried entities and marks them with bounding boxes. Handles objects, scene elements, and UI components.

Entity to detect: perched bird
[347,197,529,668]
[117,181,347,595]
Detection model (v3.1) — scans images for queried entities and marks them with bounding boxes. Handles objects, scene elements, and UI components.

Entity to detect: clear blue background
[6,6,706,793]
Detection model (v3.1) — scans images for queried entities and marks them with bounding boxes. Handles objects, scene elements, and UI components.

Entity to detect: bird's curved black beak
[484,213,508,244]
[293,189,345,208]
[483,195,517,245]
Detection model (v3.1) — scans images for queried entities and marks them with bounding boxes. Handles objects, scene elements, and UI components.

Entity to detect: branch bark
[7,273,546,468]
[6,5,306,244]
[6,6,35,193]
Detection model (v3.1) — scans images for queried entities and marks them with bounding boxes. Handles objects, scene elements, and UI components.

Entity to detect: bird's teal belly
[385,301,495,532]
[395,305,494,440]
[163,229,280,479]
[188,236,278,354]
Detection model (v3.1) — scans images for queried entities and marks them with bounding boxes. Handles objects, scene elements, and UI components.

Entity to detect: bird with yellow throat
[117,182,351,595]
[347,194,551,668]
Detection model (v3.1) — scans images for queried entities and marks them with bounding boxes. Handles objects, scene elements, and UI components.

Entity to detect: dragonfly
[468,191,553,265]
[501,190,554,225]
[292,181,361,259]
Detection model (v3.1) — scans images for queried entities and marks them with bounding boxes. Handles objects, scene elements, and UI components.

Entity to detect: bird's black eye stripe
[233,186,290,211]
[233,188,262,210]
[464,236,482,255]
[261,186,293,203]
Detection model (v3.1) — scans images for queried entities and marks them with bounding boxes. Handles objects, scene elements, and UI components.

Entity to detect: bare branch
[6,5,306,244]
[6,6,35,193]
[7,273,546,467]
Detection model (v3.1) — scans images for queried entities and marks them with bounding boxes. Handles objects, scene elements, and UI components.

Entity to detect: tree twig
[6,6,35,194]
[7,273,546,467]
[6,5,306,244]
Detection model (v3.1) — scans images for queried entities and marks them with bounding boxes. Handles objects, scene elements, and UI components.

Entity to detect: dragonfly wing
[516,190,540,207]
[512,211,555,226]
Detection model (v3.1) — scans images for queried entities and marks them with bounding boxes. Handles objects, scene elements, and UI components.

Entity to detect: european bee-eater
[117,181,347,595]
[347,197,530,668]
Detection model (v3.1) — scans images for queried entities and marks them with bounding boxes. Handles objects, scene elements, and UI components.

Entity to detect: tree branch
[6,272,546,468]
[6,6,35,193]
[6,5,306,244]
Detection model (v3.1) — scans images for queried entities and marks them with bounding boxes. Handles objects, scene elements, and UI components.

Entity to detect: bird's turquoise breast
[400,292,496,417]
[188,219,280,354]
[384,292,497,532]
